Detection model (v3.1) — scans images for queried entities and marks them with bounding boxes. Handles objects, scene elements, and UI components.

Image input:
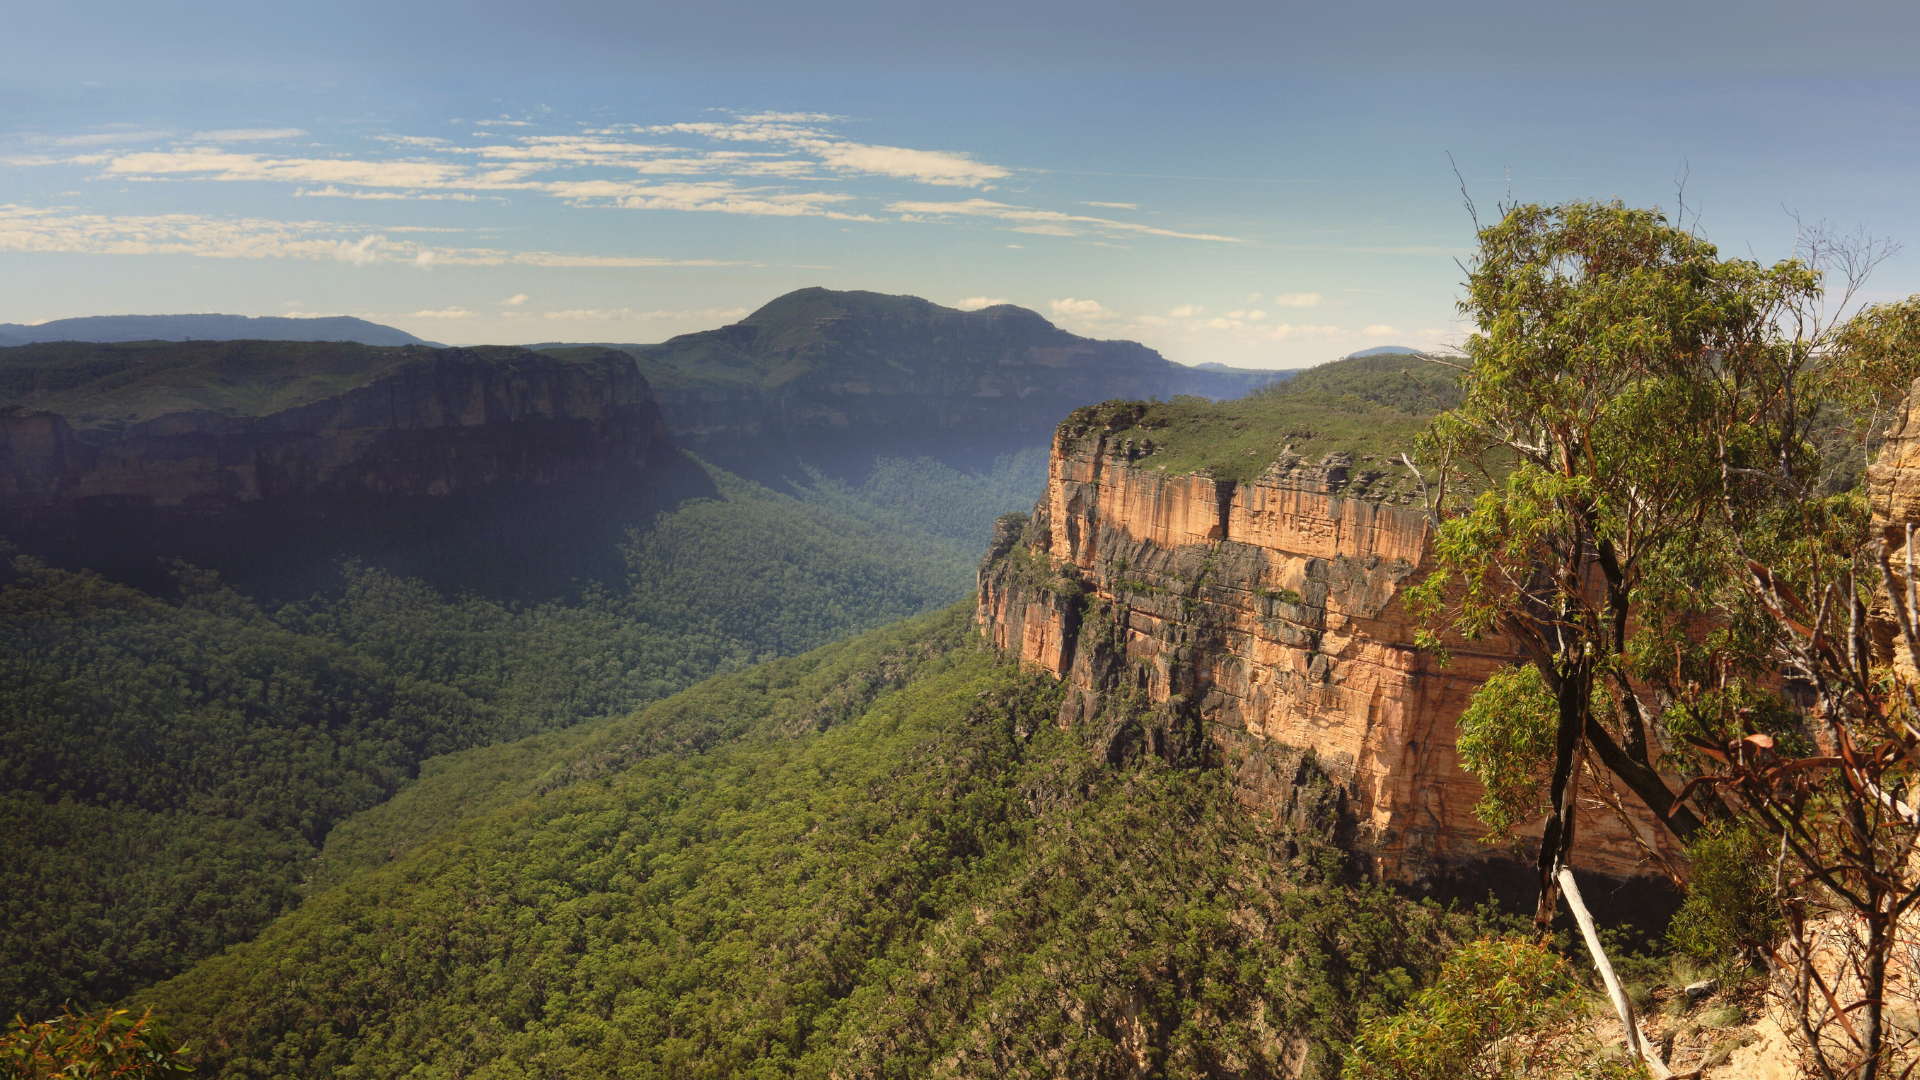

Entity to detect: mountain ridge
[0,313,437,348]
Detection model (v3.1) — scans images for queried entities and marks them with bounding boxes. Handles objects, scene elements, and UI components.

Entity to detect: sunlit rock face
[1870,378,1920,675]
[0,349,667,515]
[980,422,1687,887]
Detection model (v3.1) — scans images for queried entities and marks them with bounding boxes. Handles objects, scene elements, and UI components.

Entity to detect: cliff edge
[0,340,667,516]
[978,396,1686,887]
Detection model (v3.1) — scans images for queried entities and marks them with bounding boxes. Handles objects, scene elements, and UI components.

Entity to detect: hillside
[132,604,1489,1078]
[540,288,1291,455]
[0,314,435,347]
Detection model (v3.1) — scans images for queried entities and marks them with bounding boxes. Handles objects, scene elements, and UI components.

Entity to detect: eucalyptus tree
[1413,199,1821,900]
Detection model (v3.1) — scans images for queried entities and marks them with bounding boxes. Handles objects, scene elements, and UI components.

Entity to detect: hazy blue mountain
[1347,344,1425,357]
[0,313,438,347]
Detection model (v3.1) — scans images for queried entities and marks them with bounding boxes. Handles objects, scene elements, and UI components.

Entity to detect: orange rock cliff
[977,414,1687,888]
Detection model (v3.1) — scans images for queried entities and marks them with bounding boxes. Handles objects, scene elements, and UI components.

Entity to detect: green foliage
[0,450,1040,1020]
[1343,937,1585,1080]
[1454,665,1558,841]
[1262,353,1465,414]
[1061,386,1439,488]
[1666,821,1785,965]
[138,605,1476,1079]
[0,340,604,428]
[0,1006,193,1079]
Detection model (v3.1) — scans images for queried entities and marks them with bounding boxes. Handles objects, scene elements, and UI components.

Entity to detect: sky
[5,1,1919,369]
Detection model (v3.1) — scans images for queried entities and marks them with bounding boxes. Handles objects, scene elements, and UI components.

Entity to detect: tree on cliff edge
[1414,198,1920,1078]
[1412,199,1823,897]
[1409,199,1833,1072]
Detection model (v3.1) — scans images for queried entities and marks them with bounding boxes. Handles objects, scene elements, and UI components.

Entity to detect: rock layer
[979,423,1686,885]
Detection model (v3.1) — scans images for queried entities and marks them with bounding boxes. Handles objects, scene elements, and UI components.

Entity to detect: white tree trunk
[1557,866,1673,1078]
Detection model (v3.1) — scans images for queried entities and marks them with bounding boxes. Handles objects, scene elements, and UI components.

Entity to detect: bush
[1666,820,1783,967]
[0,1007,193,1078]
[1344,937,1584,1080]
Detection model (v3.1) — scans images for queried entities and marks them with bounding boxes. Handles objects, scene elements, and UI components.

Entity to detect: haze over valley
[7,4,1920,1078]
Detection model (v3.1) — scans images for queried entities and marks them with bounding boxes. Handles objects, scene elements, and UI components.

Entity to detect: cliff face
[1870,378,1920,673]
[0,347,666,518]
[979,423,1686,886]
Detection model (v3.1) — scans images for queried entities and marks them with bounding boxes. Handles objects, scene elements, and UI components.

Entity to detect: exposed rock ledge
[978,423,1687,886]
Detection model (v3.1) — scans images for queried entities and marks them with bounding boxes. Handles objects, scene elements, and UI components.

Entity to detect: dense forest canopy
[0,449,1045,1021]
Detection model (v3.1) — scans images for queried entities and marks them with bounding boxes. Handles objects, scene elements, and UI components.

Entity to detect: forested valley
[0,446,1046,1022]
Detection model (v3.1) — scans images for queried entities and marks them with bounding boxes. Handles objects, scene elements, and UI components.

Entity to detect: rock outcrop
[1870,378,1920,674]
[979,419,1687,886]
[0,346,666,519]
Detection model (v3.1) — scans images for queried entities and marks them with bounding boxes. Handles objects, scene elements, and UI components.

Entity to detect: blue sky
[5,1,1919,368]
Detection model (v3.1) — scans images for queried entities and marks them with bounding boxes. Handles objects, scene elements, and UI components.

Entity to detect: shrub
[0,1007,193,1078]
[1666,820,1784,967]
[1344,937,1584,1080]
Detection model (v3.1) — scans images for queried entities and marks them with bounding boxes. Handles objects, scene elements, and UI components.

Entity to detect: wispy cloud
[411,307,474,319]
[13,110,1244,250]
[1270,292,1322,307]
[955,296,1010,310]
[501,293,529,306]
[0,204,751,268]
[892,198,1241,242]
[542,307,751,321]
[191,128,307,142]
[1049,298,1110,317]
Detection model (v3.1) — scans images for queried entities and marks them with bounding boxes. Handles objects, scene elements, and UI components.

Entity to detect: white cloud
[1004,244,1024,249]
[1050,298,1110,317]
[471,119,532,127]
[1169,305,1202,318]
[106,148,478,189]
[0,204,751,269]
[191,128,307,142]
[955,296,1009,310]
[45,130,174,147]
[805,141,1007,187]
[1271,292,1322,307]
[1264,324,1345,339]
[501,293,529,306]
[1083,201,1138,209]
[1225,310,1267,321]
[541,307,750,321]
[1363,324,1400,337]
[890,198,1241,243]
[411,307,473,319]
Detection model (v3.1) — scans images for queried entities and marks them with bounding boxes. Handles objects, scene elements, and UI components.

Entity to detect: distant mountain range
[535,288,1292,471]
[0,313,438,348]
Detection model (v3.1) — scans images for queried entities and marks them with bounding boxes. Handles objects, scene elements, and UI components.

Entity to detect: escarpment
[979,410,1688,886]
[0,344,665,513]
[0,341,673,596]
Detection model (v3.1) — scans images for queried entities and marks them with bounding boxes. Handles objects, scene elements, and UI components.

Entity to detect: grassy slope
[1065,353,1478,491]
[139,605,1480,1080]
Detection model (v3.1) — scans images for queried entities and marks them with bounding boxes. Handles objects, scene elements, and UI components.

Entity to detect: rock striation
[0,345,666,519]
[979,416,1686,886]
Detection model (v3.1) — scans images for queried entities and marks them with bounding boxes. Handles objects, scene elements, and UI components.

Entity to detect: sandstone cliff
[0,343,667,519]
[978,410,1687,886]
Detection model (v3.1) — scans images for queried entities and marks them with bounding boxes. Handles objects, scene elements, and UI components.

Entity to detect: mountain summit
[543,288,1288,466]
